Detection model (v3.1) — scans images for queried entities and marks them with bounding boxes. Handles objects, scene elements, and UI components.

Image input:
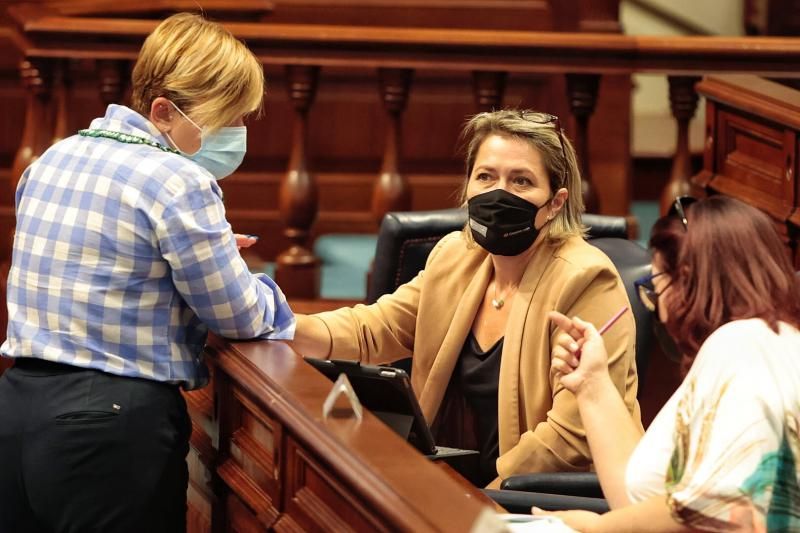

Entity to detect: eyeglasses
[519,111,568,186]
[667,196,697,231]
[634,271,669,312]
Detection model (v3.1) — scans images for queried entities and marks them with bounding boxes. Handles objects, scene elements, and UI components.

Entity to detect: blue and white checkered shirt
[1,104,295,389]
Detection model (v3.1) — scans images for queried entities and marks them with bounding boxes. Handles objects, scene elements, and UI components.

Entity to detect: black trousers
[0,359,191,533]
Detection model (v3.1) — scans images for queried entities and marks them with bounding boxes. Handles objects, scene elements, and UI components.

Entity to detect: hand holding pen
[548,305,628,395]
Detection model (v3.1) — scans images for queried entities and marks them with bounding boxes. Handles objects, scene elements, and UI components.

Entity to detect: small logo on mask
[503,226,532,238]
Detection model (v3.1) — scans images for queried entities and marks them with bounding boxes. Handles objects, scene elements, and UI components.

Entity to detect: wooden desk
[184,335,496,532]
[694,75,800,267]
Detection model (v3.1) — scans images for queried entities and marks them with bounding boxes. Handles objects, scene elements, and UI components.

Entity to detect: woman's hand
[234,234,258,250]
[533,507,601,533]
[548,311,610,395]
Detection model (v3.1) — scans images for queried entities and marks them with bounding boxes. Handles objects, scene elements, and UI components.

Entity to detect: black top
[457,332,503,486]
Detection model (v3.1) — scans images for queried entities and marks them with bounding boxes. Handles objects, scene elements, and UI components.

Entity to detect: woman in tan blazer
[292,109,641,487]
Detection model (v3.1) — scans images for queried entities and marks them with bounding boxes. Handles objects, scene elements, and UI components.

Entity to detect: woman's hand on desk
[533,507,600,533]
[548,311,610,397]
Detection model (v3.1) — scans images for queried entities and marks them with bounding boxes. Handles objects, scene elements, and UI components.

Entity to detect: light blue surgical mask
[166,102,247,180]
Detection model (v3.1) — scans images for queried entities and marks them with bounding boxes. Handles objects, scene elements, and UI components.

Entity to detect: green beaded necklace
[78,129,179,155]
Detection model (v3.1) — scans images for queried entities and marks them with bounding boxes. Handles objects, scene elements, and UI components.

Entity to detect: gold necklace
[491,283,515,310]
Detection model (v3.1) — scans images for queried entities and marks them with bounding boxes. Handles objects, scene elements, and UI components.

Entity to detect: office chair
[367,208,653,512]
[368,208,651,384]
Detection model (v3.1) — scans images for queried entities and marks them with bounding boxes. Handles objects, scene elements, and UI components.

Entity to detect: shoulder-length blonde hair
[131,13,264,132]
[458,109,585,245]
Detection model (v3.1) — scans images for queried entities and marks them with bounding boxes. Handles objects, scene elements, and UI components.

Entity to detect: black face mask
[467,189,546,256]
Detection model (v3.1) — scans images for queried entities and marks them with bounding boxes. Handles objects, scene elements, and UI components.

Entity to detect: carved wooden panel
[185,367,217,533]
[715,110,794,219]
[277,438,387,533]
[216,383,283,530]
[695,74,800,263]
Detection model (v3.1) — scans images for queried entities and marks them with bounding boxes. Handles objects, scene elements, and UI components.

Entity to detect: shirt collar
[89,104,172,149]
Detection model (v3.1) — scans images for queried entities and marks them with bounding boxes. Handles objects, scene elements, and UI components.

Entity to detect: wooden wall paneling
[715,110,793,221]
[277,439,388,532]
[588,74,632,219]
[96,58,129,107]
[578,0,622,33]
[260,0,558,31]
[694,74,800,262]
[213,366,283,530]
[184,367,217,533]
[471,70,507,113]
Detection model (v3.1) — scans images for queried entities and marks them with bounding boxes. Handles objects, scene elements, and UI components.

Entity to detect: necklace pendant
[491,298,504,310]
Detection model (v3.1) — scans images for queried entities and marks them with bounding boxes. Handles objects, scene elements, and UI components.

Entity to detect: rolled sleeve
[155,176,295,340]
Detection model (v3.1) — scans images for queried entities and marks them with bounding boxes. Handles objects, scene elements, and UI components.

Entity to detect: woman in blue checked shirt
[0,13,294,532]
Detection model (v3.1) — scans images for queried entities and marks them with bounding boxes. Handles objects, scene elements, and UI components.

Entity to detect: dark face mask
[467,189,546,256]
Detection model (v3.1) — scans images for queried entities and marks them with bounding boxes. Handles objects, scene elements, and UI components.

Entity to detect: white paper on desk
[470,510,576,533]
[498,514,576,532]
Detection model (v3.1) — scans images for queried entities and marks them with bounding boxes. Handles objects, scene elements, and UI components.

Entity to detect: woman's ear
[549,187,569,217]
[149,97,175,133]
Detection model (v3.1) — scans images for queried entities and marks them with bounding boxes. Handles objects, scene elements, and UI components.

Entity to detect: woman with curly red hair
[544,195,800,532]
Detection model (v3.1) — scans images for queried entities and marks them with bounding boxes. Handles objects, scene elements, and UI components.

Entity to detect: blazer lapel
[418,253,493,423]
[497,242,558,453]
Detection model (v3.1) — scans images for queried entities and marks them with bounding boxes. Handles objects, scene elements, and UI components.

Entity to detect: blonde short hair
[459,109,585,245]
[131,13,264,132]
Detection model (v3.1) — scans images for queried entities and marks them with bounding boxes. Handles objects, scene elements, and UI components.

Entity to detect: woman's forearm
[552,495,689,533]
[575,373,643,509]
[285,314,332,358]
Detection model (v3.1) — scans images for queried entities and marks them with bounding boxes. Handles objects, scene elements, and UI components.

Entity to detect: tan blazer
[315,231,642,479]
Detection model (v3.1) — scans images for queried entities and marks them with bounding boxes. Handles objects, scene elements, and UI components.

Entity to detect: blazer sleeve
[312,234,452,365]
[496,261,641,476]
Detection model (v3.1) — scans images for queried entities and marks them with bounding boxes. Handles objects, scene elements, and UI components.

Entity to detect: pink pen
[576,305,629,358]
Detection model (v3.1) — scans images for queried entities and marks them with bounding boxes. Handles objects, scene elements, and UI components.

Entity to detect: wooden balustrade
[661,75,701,214]
[275,65,321,298]
[372,67,413,225]
[4,8,800,298]
[566,73,601,212]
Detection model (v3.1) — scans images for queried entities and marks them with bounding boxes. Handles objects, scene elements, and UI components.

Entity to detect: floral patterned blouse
[625,319,800,532]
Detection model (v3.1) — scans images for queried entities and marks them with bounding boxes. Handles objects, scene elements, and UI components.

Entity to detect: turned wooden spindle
[471,71,507,113]
[660,76,701,214]
[11,59,55,194]
[565,73,601,213]
[372,68,413,225]
[50,60,73,146]
[97,59,129,108]
[275,65,321,299]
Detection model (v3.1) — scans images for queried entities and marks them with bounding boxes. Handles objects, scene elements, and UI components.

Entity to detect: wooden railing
[185,334,498,531]
[6,9,800,297]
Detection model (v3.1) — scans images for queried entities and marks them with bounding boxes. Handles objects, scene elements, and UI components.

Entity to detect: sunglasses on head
[518,111,568,187]
[668,196,698,231]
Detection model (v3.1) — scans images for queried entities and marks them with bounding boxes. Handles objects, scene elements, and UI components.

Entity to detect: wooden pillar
[660,76,701,214]
[50,59,73,146]
[471,71,507,113]
[11,58,55,194]
[275,65,321,299]
[565,73,601,213]
[97,59,129,107]
[372,68,413,225]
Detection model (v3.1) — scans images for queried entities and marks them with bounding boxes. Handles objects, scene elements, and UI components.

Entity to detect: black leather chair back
[368,209,629,302]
